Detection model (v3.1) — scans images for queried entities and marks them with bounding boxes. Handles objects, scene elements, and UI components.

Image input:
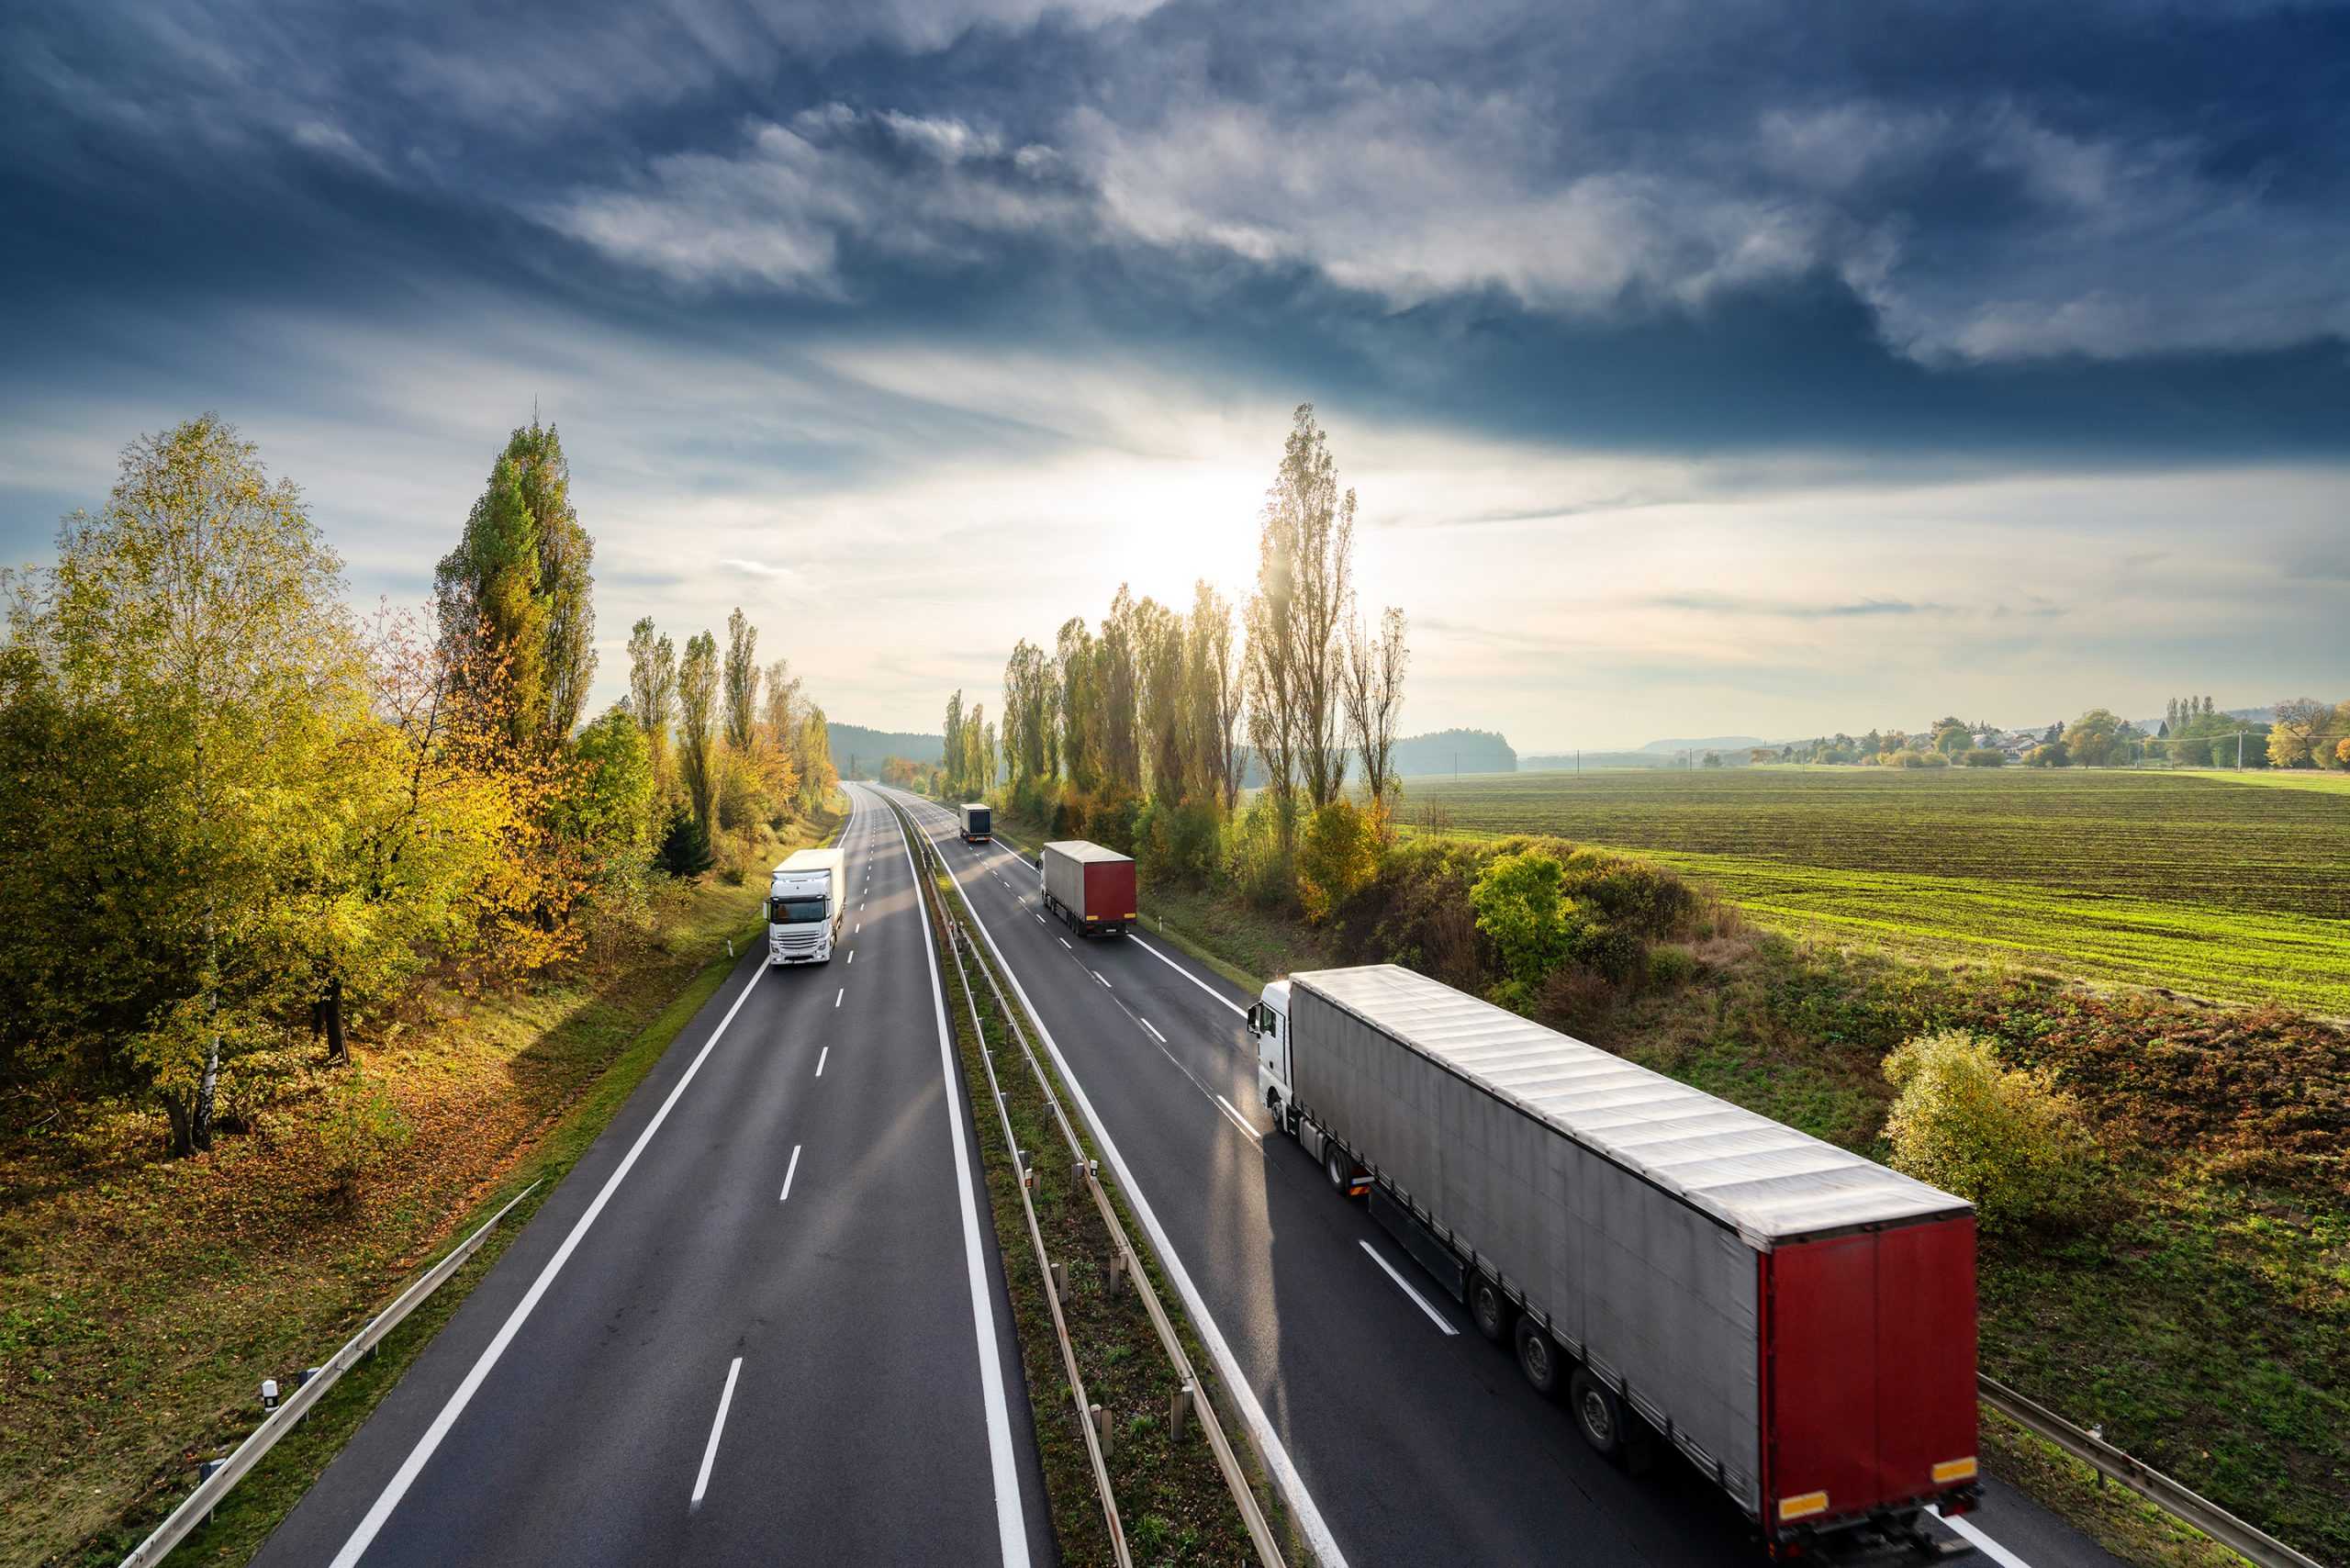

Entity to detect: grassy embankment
[989,796,2346,1568]
[906,806,1271,1566]
[0,801,843,1568]
[1393,768,2350,1015]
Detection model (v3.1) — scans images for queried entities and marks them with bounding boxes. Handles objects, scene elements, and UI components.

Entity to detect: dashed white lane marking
[1058,937,1071,950]
[778,1145,801,1202]
[814,1046,829,1077]
[846,949,854,964]
[1092,969,1112,990]
[1214,1094,1264,1144]
[834,988,844,1008]
[691,1358,744,1504]
[1360,1241,1459,1337]
[1138,1016,1167,1044]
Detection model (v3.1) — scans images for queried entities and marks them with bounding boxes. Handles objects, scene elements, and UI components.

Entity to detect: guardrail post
[1170,1383,1193,1442]
[1107,1252,1127,1295]
[1050,1259,1068,1299]
[1091,1403,1113,1460]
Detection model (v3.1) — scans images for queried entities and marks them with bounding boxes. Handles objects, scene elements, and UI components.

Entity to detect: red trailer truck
[1038,840,1137,937]
[1250,964,1979,1558]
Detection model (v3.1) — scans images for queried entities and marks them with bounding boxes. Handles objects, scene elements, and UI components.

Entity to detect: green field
[1399,768,2350,1014]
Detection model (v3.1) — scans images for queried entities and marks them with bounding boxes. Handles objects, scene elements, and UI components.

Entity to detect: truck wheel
[1470,1276,1509,1343]
[1569,1370,1624,1459]
[1323,1136,1351,1193]
[1513,1318,1561,1399]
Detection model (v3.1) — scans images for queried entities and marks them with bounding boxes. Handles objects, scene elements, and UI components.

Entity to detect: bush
[1646,944,1697,990]
[1919,750,1951,767]
[1961,748,2007,767]
[2024,741,2070,767]
[1136,797,1223,884]
[317,1069,411,1205]
[1224,793,1297,909]
[1470,848,1576,993]
[657,805,713,877]
[1296,801,1380,922]
[1882,1030,2100,1232]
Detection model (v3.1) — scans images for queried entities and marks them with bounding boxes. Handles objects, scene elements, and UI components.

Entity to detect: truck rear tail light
[1931,1457,1977,1484]
[1776,1492,1830,1523]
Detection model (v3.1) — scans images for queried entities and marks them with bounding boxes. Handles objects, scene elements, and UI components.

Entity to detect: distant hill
[829,723,940,777]
[1392,729,1516,777]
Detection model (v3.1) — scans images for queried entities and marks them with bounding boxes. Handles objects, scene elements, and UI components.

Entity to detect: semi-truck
[1250,964,1980,1558]
[1038,840,1137,937]
[959,801,992,843]
[767,846,846,964]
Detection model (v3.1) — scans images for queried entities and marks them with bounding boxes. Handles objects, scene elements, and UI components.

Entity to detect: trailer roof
[1292,965,1969,1246]
[1042,840,1133,864]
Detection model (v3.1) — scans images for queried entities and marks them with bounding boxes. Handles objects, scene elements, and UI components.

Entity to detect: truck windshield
[769,896,828,924]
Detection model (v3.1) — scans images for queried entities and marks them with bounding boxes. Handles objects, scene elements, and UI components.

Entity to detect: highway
[254,785,1053,1568]
[884,788,2130,1568]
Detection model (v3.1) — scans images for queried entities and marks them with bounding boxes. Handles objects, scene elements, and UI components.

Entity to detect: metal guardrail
[119,1179,543,1568]
[925,814,1133,1564]
[1977,1376,2327,1568]
[893,797,1285,1566]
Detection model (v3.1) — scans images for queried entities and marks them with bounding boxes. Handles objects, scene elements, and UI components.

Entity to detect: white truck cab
[767,846,846,964]
[1248,979,1293,1126]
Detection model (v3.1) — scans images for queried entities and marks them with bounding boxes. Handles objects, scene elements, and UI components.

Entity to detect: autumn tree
[1187,581,1243,809]
[626,615,677,779]
[2064,708,2127,767]
[677,630,720,832]
[29,417,361,1152]
[1341,602,1408,819]
[434,418,596,747]
[1247,405,1357,831]
[722,607,761,753]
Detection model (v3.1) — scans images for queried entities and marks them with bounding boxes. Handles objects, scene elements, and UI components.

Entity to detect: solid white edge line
[691,1357,744,1504]
[895,789,1348,1568]
[1214,1094,1265,1144]
[881,787,1031,1568]
[1936,1511,2033,1568]
[1128,933,1248,1017]
[1359,1239,1460,1337]
[779,1144,801,1202]
[324,795,831,1568]
[815,1046,829,1078]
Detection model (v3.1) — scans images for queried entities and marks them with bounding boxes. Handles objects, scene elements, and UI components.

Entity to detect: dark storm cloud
[4,0,2349,526]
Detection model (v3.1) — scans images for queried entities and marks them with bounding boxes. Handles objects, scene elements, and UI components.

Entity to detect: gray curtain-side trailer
[1265,965,1980,1556]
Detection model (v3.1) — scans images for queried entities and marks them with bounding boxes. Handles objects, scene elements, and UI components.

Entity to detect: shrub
[1887,750,1927,768]
[1961,748,2007,767]
[317,1069,411,1205]
[1296,801,1380,922]
[2024,741,2070,767]
[1136,797,1223,884]
[1647,944,1697,990]
[1560,849,1697,941]
[1224,793,1297,908]
[1919,750,1951,767]
[1470,848,1575,991]
[657,805,713,877]
[1882,1030,2099,1232]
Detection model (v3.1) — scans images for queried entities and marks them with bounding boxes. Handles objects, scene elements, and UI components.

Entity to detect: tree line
[937,405,1407,917]
[0,415,833,1156]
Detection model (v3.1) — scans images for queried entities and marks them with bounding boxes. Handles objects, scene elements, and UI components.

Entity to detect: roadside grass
[1,804,842,1567]
[1978,1408,2253,1568]
[909,806,1270,1567]
[1390,767,2350,1014]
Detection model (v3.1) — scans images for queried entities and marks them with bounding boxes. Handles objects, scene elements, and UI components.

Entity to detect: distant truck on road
[1038,840,1137,937]
[767,846,846,964]
[1250,964,1980,1560]
[958,801,992,843]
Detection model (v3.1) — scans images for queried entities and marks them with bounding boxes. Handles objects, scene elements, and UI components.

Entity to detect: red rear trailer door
[1763,1216,1976,1531]
[1085,857,1137,924]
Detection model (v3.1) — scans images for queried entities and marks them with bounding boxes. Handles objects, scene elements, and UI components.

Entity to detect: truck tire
[1324,1136,1352,1193]
[1569,1370,1624,1459]
[1514,1317,1562,1399]
[1470,1275,1509,1343]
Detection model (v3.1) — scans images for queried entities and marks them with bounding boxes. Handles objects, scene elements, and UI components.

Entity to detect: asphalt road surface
[254,785,1053,1568]
[885,788,2129,1568]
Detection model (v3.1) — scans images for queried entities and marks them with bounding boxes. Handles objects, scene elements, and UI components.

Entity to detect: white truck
[767,846,847,964]
[1250,965,1980,1559]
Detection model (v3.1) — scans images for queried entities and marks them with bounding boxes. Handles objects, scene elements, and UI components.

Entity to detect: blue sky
[4,0,2346,748]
